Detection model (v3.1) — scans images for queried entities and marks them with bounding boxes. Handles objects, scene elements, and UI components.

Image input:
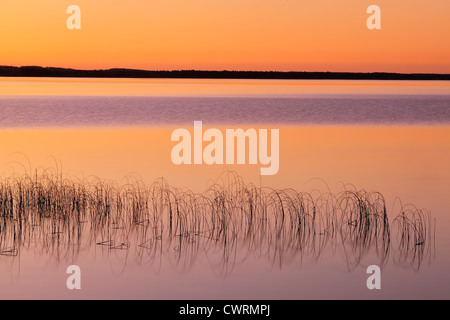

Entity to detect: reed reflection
[0,170,434,275]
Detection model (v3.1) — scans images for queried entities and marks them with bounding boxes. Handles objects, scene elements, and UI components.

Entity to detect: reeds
[0,169,434,273]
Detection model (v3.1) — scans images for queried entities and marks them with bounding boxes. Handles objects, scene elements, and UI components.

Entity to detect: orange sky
[0,0,449,73]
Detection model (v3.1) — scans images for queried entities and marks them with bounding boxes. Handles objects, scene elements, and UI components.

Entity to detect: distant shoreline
[1,66,450,80]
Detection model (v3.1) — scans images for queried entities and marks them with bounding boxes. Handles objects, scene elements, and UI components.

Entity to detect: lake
[0,77,449,299]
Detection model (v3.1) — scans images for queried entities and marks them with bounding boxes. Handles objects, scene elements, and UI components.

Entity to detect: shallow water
[0,78,449,299]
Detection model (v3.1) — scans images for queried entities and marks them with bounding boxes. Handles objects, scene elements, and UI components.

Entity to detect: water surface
[0,78,449,299]
[0,95,449,127]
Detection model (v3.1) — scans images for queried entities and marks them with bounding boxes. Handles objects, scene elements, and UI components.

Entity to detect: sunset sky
[0,0,449,73]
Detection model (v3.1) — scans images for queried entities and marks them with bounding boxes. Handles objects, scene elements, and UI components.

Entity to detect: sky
[0,0,449,73]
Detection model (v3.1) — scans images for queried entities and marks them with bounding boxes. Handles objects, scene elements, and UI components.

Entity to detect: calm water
[0,78,449,299]
[0,95,449,127]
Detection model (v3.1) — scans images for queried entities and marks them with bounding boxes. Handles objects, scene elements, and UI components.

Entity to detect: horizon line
[1,65,450,80]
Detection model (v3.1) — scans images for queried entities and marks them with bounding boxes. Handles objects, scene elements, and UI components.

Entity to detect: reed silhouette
[0,169,434,274]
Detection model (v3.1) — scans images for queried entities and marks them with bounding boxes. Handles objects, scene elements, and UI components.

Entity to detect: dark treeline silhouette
[1,65,449,80]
